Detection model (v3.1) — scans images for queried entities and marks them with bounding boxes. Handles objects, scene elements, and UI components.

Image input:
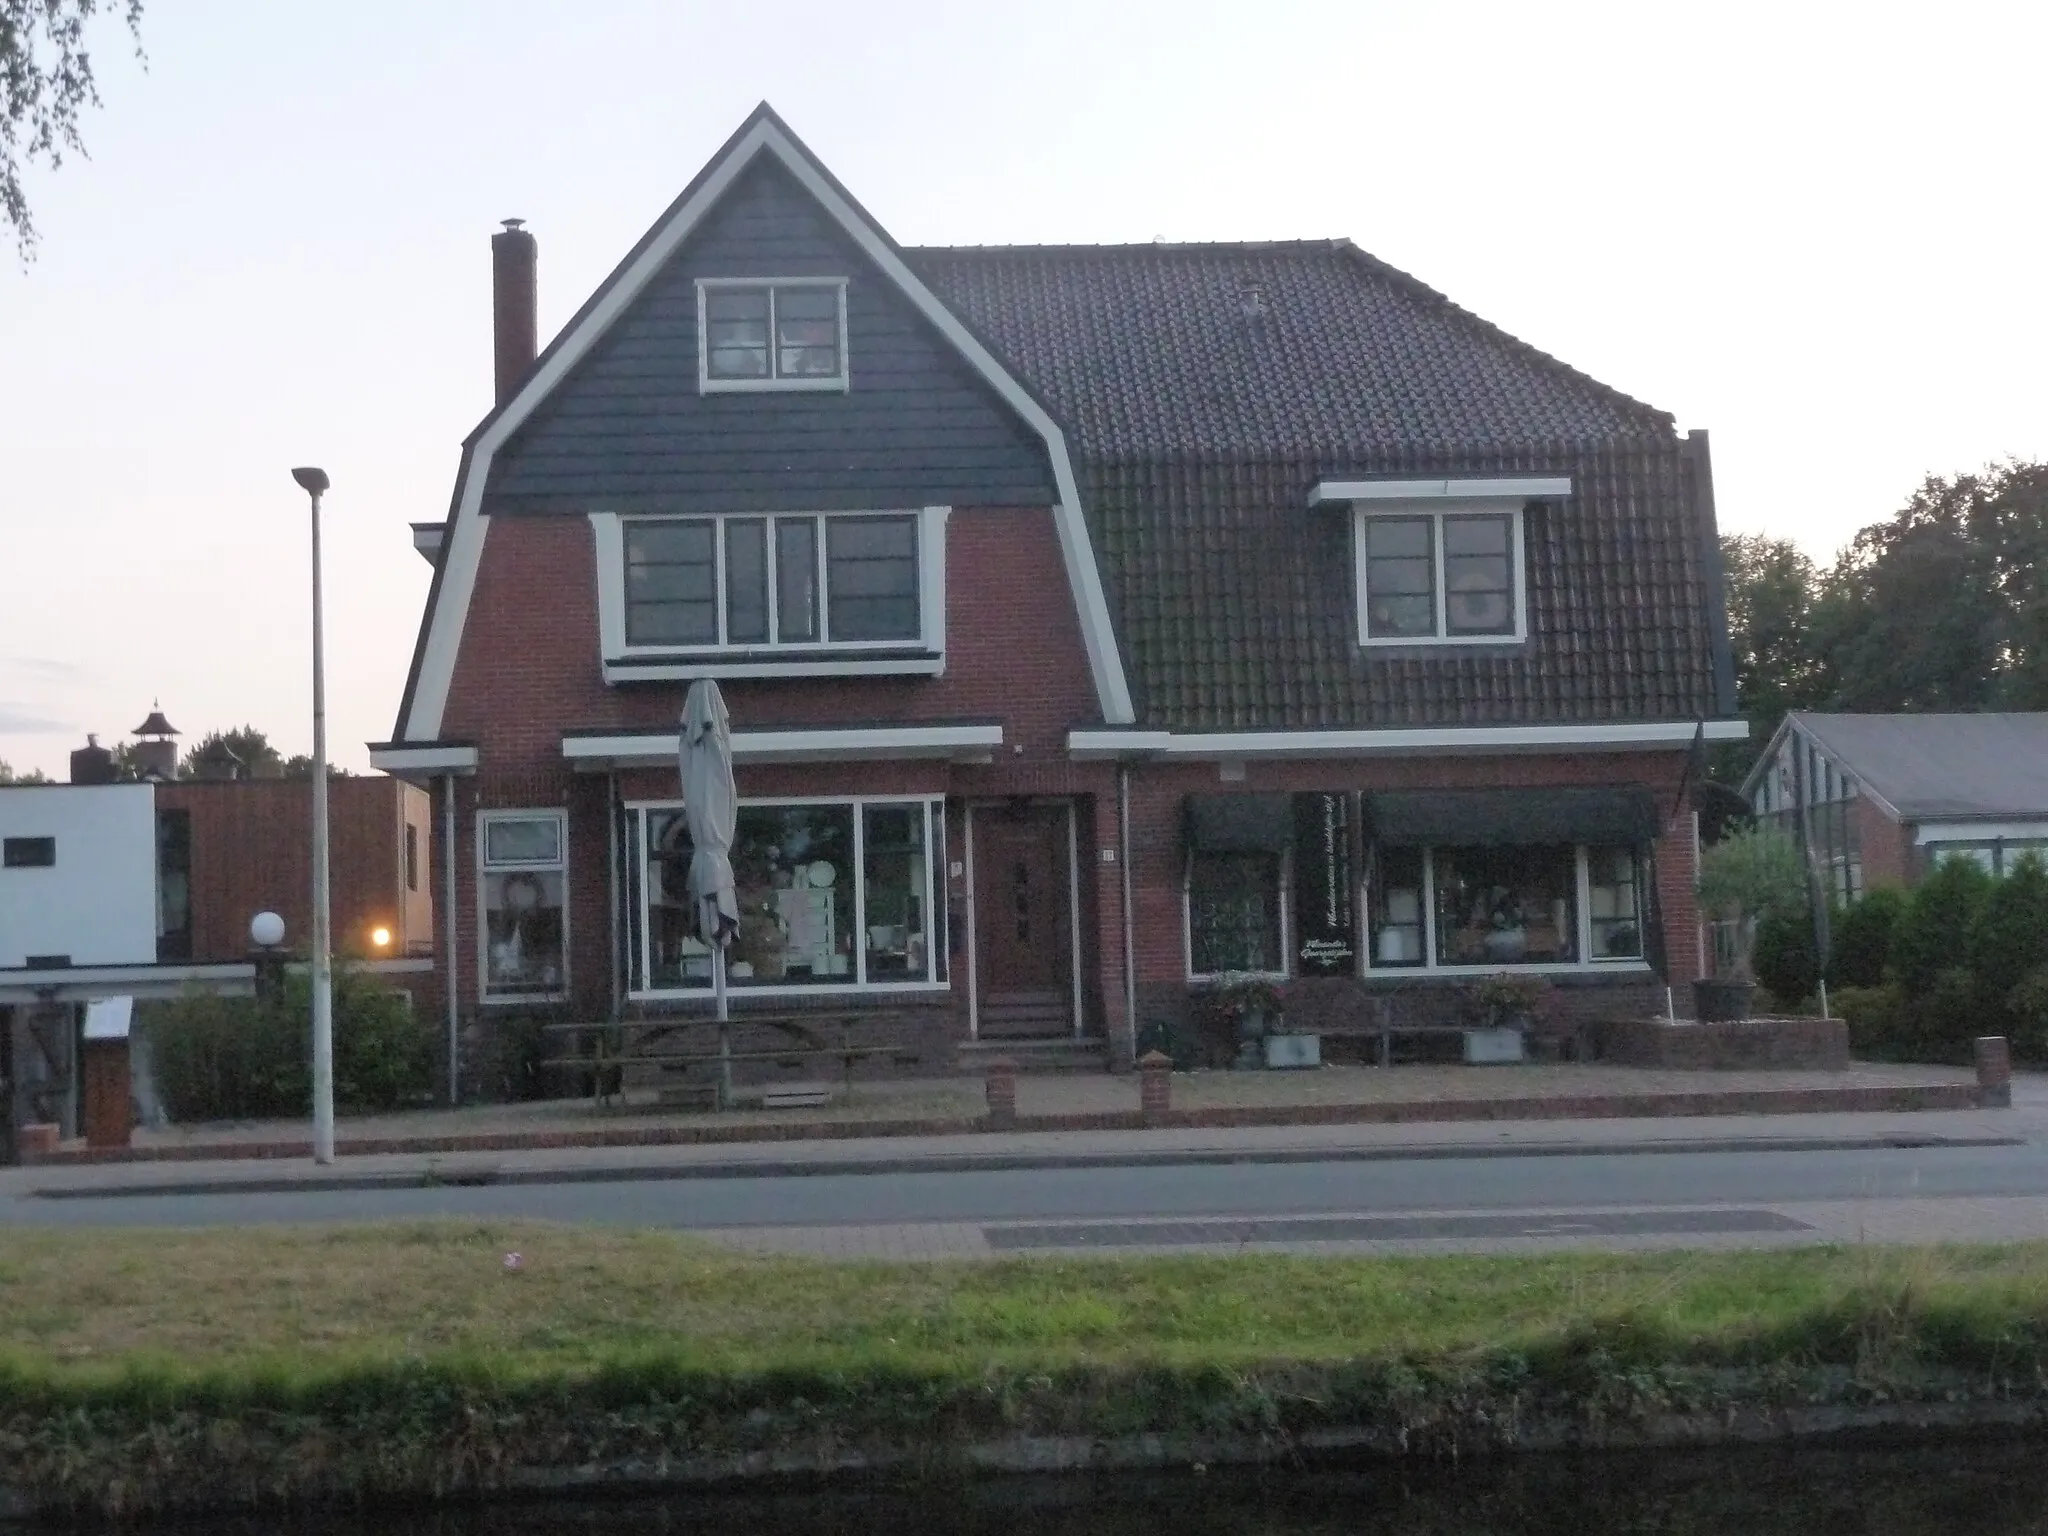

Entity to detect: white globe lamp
[250,911,286,949]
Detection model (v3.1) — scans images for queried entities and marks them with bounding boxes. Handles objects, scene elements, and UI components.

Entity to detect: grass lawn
[6,1224,2048,1516]
[5,1222,2048,1376]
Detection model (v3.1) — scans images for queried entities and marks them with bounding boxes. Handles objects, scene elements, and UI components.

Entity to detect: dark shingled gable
[909,241,1724,732]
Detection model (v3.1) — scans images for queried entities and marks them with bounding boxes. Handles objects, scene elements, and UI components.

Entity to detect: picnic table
[540,1012,924,1109]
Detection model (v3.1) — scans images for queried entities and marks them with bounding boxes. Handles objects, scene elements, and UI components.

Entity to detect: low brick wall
[1594,1015,1851,1071]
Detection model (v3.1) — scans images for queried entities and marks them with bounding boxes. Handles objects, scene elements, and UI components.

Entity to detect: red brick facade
[413,497,1706,1095]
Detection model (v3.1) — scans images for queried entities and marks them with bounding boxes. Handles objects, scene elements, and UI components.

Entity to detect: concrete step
[958,1036,1110,1074]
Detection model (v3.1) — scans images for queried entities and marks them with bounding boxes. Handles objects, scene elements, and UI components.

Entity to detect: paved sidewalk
[8,1095,2034,1201]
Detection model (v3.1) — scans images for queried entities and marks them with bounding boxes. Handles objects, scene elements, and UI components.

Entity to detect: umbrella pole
[714,941,732,1110]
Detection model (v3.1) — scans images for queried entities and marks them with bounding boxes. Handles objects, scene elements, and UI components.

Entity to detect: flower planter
[1693,979,1756,1023]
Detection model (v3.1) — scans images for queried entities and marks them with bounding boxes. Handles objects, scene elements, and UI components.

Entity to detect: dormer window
[1359,508,1522,642]
[1308,478,1567,649]
[698,279,848,392]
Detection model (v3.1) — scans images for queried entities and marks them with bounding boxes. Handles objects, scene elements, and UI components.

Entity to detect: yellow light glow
[371,926,392,949]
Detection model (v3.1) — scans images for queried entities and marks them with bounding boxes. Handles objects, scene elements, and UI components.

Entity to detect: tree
[1967,852,2048,1022]
[1712,532,1827,783]
[0,758,52,783]
[179,726,285,779]
[2,0,145,259]
[1807,462,2048,713]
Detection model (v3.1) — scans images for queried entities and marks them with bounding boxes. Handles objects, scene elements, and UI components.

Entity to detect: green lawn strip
[4,1224,2048,1516]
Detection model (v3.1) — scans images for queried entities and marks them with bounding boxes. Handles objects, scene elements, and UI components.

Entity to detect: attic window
[698,279,848,393]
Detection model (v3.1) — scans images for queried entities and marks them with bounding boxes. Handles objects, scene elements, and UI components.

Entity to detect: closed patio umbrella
[680,680,740,1106]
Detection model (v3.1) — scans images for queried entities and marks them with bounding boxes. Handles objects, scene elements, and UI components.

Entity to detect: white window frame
[1351,498,1530,647]
[1182,845,1292,983]
[589,508,948,681]
[1359,843,1651,976]
[476,808,570,1005]
[625,794,947,1001]
[696,276,850,394]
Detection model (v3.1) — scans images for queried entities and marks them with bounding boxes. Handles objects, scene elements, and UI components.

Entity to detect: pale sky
[3,0,2043,777]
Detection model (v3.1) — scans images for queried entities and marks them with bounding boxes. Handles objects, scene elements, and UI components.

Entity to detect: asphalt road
[8,1138,2048,1235]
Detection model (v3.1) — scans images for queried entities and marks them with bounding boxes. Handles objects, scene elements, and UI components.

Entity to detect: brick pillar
[1138,1049,1172,1126]
[16,1122,59,1162]
[1975,1036,2012,1109]
[984,1056,1018,1129]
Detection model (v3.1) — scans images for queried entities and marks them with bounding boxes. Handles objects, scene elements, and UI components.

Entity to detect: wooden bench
[541,1014,922,1108]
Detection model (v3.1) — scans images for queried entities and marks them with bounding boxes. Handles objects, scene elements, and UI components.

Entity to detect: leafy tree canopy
[1714,460,2048,784]
[0,758,53,783]
[1,0,143,259]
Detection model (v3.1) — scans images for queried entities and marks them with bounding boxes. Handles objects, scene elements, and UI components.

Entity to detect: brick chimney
[492,218,538,406]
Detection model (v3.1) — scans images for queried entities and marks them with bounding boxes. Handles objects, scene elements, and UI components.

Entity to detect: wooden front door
[973,802,1074,1037]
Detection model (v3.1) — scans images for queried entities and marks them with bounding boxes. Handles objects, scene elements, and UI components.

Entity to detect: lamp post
[291,466,336,1164]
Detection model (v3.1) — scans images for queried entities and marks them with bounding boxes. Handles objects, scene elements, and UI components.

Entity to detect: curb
[26,1131,2022,1201]
[18,1082,1992,1171]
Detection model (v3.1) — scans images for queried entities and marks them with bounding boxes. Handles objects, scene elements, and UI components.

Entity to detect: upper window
[623,512,921,650]
[1354,503,1527,645]
[698,279,848,392]
[3,836,55,868]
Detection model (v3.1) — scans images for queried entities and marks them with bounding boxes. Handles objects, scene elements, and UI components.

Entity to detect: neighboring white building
[0,784,158,969]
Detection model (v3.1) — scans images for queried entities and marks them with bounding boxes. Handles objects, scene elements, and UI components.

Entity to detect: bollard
[1974,1036,2012,1109]
[1138,1048,1173,1127]
[984,1056,1018,1130]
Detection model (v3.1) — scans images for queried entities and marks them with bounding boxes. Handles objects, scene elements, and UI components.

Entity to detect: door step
[958,1037,1110,1074]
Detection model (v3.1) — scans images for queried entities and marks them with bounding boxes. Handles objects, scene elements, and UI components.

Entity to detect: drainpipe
[1119,762,1137,1068]
[607,771,622,1020]
[442,773,460,1105]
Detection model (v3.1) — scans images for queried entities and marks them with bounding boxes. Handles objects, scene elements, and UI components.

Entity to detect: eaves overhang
[1068,719,1748,762]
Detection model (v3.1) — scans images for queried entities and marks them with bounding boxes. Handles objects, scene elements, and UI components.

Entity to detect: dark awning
[1184,794,1293,853]
[1364,786,1661,848]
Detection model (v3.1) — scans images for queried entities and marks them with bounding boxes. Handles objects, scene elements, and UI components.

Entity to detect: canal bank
[6,1226,2048,1522]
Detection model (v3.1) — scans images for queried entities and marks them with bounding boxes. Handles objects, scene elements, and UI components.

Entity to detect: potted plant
[1210,972,1283,1065]
[1695,826,1809,1021]
[1471,972,1550,1032]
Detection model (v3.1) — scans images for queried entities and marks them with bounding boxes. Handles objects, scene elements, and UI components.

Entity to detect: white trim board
[1067,720,1748,761]
[1311,477,1572,504]
[565,723,1004,771]
[1915,820,2048,846]
[369,744,479,775]
[0,961,256,1004]
[395,110,1134,746]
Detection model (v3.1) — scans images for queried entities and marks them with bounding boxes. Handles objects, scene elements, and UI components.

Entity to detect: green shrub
[2007,966,2048,1064]
[146,966,434,1123]
[1827,887,1905,989]
[147,993,307,1122]
[1753,911,1820,1004]
[1967,852,2048,1022]
[1894,857,1995,997]
[1912,966,1987,1065]
[1831,983,1912,1061]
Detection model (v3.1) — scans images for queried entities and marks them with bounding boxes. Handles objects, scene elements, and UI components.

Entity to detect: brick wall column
[1092,788,1134,1067]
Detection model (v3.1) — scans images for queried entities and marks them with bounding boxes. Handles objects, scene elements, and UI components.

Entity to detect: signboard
[1293,792,1355,975]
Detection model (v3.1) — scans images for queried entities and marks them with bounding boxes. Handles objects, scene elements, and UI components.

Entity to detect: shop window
[629,798,944,993]
[1369,845,1426,967]
[1188,850,1284,976]
[479,810,567,1000]
[1585,845,1644,960]
[1431,844,1577,966]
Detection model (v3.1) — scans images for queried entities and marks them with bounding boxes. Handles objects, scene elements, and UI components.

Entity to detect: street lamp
[291,465,336,1165]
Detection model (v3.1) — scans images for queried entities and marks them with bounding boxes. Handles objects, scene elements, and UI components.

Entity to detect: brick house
[370,104,1744,1087]
[1746,712,2048,896]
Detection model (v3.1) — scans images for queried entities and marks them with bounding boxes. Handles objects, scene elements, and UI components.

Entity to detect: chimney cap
[500,217,527,232]
[134,708,179,738]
